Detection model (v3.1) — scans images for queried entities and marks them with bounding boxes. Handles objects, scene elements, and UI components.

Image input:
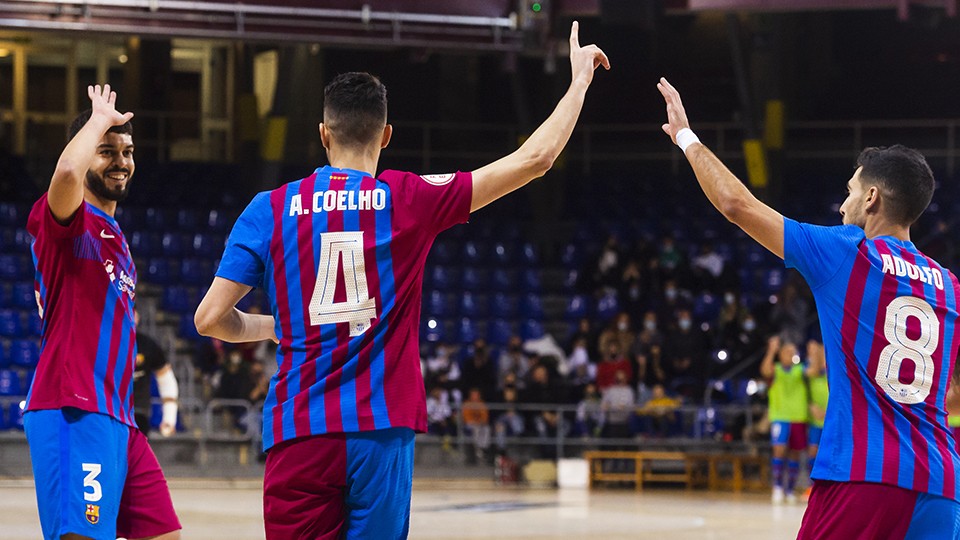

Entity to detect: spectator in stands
[594,234,622,290]
[462,387,492,464]
[498,335,530,389]
[761,336,808,504]
[426,343,460,386]
[567,336,596,397]
[657,235,684,281]
[494,386,525,455]
[637,384,681,438]
[633,310,666,386]
[213,349,256,431]
[521,364,568,458]
[601,370,635,439]
[132,312,178,438]
[596,340,633,391]
[461,338,497,402]
[662,309,707,400]
[598,312,636,364]
[568,317,600,361]
[575,382,604,438]
[770,282,811,347]
[690,242,726,290]
[619,259,645,315]
[426,385,454,449]
[656,278,691,323]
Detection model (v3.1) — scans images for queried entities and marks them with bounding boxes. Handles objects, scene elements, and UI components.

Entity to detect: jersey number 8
[875,296,938,405]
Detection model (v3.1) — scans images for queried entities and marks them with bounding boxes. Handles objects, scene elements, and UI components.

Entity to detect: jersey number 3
[876,296,938,404]
[308,232,376,337]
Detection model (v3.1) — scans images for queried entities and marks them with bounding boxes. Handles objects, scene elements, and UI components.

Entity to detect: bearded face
[86,132,135,203]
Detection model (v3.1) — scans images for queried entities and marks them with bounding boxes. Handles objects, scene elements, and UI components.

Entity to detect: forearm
[198,309,275,343]
[49,116,113,218]
[522,79,590,173]
[684,143,756,220]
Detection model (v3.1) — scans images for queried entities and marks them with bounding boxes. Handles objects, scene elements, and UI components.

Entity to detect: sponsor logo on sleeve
[420,173,456,186]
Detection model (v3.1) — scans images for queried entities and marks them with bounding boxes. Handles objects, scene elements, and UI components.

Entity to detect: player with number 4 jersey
[658,77,960,539]
[196,22,609,540]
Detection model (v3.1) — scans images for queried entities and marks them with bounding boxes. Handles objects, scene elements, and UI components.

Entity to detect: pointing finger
[570,20,580,49]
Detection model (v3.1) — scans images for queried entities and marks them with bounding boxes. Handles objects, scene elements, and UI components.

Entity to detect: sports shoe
[786,492,798,505]
[772,487,785,504]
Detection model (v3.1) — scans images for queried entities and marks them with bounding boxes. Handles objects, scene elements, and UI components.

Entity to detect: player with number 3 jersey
[195,22,609,540]
[658,77,960,538]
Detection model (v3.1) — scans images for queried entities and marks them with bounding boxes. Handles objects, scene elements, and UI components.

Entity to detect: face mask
[644,320,656,331]
[665,288,678,301]
[617,321,628,331]
[743,319,756,332]
[724,293,735,305]
[678,318,692,331]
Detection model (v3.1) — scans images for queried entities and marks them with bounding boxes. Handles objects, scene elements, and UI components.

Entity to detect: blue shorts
[263,427,415,540]
[809,425,824,447]
[25,408,180,540]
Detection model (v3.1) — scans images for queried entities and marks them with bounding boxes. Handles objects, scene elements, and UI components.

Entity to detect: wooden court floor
[1,478,806,539]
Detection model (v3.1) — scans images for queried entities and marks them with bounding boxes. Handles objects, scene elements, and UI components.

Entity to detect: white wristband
[676,128,700,154]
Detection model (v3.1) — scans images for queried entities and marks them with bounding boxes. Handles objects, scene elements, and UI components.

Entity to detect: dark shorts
[25,408,181,540]
[799,480,960,540]
[263,427,415,540]
[771,421,808,451]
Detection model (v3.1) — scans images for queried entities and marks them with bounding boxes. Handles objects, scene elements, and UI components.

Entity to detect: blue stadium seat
[10,339,39,368]
[491,269,514,291]
[0,203,18,227]
[0,284,11,309]
[24,313,42,338]
[130,231,160,257]
[189,233,223,258]
[0,255,29,280]
[693,293,720,322]
[145,258,173,285]
[0,310,21,337]
[462,241,487,266]
[11,282,34,310]
[422,318,447,343]
[206,209,230,233]
[163,286,190,314]
[491,242,516,266]
[176,209,201,230]
[489,293,517,319]
[520,294,544,320]
[179,315,203,342]
[564,295,589,321]
[0,369,21,396]
[8,402,24,430]
[762,268,785,294]
[425,290,450,318]
[180,258,214,285]
[145,207,169,229]
[487,319,514,347]
[429,266,454,291]
[429,241,455,265]
[562,269,580,292]
[13,228,32,250]
[458,291,485,319]
[520,320,545,341]
[0,227,14,252]
[595,292,620,322]
[560,243,582,269]
[457,318,478,344]
[462,268,486,292]
[520,269,541,292]
[520,242,539,267]
[160,233,184,257]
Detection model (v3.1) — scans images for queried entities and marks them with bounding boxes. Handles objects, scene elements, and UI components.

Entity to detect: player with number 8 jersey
[658,75,960,538]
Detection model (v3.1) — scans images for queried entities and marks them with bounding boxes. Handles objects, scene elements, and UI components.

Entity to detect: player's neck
[327,148,380,178]
[863,218,910,242]
[84,191,117,217]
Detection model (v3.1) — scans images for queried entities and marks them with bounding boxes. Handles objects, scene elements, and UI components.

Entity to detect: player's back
[216,166,471,450]
[785,218,960,502]
[26,195,139,427]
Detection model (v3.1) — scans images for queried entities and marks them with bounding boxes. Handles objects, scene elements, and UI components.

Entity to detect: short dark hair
[67,109,133,142]
[323,72,388,149]
[856,144,934,226]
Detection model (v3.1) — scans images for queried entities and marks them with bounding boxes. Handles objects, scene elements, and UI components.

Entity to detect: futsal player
[24,85,181,539]
[194,22,609,540]
[805,339,828,500]
[658,77,960,538]
[760,336,808,504]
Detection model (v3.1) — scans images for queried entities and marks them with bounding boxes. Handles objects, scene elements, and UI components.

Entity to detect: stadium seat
[462,268,486,292]
[487,319,514,347]
[520,320,545,341]
[11,282,35,310]
[24,313,42,337]
[564,295,589,321]
[0,284,11,309]
[519,269,541,292]
[0,227,14,252]
[425,290,450,318]
[0,203,19,227]
[0,310,21,337]
[130,231,159,257]
[180,258,214,285]
[189,233,223,258]
[163,286,190,314]
[430,241,455,265]
[560,243,582,269]
[491,242,516,266]
[762,268,785,295]
[520,294,544,320]
[429,266,454,291]
[10,339,39,368]
[462,241,487,266]
[422,318,447,343]
[562,269,580,292]
[176,208,201,230]
[457,318,478,344]
[595,292,620,322]
[179,315,203,342]
[8,402,24,430]
[489,293,517,319]
[693,293,720,322]
[206,209,230,233]
[519,242,539,267]
[160,233,184,257]
[0,369,21,396]
[458,291,485,319]
[490,269,514,291]
[0,255,29,280]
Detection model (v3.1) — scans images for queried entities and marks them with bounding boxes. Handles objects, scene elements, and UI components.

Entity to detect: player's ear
[380,124,393,149]
[319,123,331,150]
[864,185,880,211]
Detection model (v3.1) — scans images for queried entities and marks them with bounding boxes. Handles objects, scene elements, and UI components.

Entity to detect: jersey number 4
[308,232,377,337]
[875,296,938,405]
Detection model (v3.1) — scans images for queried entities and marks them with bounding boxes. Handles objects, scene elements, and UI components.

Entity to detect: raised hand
[88,84,134,127]
[569,21,611,86]
[657,77,690,145]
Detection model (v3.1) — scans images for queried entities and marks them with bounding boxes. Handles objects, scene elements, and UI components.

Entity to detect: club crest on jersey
[85,504,100,524]
[420,173,455,186]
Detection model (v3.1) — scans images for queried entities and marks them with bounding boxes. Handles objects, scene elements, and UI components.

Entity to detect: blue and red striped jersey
[216,166,471,450]
[25,195,139,427]
[785,218,960,501]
